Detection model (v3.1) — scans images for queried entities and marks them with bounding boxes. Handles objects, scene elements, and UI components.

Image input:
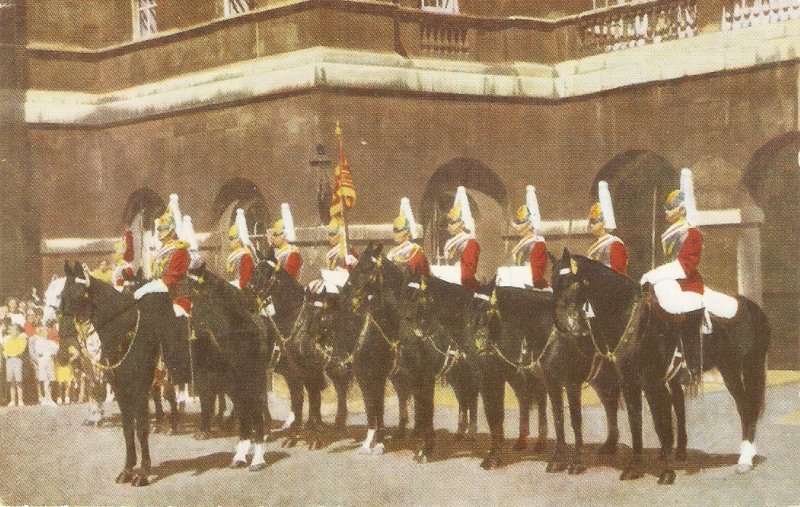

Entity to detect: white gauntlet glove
[344,254,358,267]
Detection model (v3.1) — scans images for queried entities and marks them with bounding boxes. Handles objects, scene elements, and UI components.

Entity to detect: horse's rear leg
[414,379,436,463]
[668,377,687,461]
[164,381,179,434]
[333,378,349,431]
[151,385,164,426]
[230,396,253,469]
[718,361,759,472]
[283,378,304,447]
[249,391,267,472]
[479,364,505,470]
[196,392,215,439]
[594,373,620,455]
[509,381,531,452]
[643,383,676,485]
[306,382,324,450]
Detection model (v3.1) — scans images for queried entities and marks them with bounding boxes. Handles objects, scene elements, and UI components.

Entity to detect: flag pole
[335,121,350,256]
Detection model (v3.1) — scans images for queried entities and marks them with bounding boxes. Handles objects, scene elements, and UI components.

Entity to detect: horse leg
[164,381,179,435]
[372,379,388,455]
[595,377,620,455]
[151,384,163,428]
[282,377,304,447]
[467,382,479,442]
[619,379,645,481]
[566,384,586,474]
[116,399,136,484]
[132,395,152,487]
[643,383,676,485]
[718,361,758,472]
[357,376,378,455]
[196,391,214,440]
[333,378,349,431]
[415,378,436,463]
[249,388,267,472]
[545,374,567,473]
[306,382,324,450]
[479,363,505,470]
[230,396,253,468]
[669,376,688,461]
[391,376,410,441]
[509,380,531,452]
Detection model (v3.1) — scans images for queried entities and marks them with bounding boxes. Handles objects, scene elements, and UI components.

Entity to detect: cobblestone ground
[1,379,799,506]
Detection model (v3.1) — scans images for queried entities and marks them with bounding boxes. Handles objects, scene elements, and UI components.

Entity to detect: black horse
[249,257,338,448]
[535,257,626,475]
[552,250,770,483]
[189,266,273,471]
[467,282,551,469]
[394,274,479,463]
[334,243,413,454]
[59,262,183,486]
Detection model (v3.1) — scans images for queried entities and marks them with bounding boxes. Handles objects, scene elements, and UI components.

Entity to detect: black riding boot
[680,310,704,382]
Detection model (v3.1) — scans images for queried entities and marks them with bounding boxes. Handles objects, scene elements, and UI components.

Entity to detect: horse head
[344,243,386,312]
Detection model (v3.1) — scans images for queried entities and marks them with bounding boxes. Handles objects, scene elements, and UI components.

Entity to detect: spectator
[32,326,58,406]
[3,321,27,407]
[7,299,24,327]
[22,309,36,337]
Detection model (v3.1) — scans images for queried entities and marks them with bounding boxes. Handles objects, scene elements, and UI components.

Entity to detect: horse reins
[73,309,142,372]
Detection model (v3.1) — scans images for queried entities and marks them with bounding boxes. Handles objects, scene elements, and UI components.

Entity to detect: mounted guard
[640,169,706,378]
[386,197,429,277]
[325,217,359,272]
[434,186,480,291]
[271,203,302,281]
[134,193,192,317]
[587,181,628,275]
[227,208,257,290]
[502,184,549,289]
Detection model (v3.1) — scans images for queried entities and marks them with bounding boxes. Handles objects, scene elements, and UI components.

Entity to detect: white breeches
[653,279,704,314]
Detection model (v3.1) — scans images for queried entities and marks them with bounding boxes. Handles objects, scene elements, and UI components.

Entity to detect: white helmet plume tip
[680,168,698,226]
[280,202,297,243]
[454,186,475,235]
[598,181,617,231]
[400,197,419,240]
[525,185,542,232]
[235,208,251,246]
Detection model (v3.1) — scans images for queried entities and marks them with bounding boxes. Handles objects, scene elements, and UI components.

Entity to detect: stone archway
[421,158,508,282]
[744,131,800,369]
[593,150,677,280]
[212,178,269,273]
[122,187,165,228]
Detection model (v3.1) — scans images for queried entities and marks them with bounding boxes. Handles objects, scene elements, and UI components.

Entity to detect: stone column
[737,205,764,305]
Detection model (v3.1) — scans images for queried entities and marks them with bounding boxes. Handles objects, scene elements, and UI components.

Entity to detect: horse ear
[375,243,384,256]
[64,261,73,277]
[547,252,557,264]
[561,247,571,263]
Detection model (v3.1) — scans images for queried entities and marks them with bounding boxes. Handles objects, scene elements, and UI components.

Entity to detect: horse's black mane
[198,269,256,323]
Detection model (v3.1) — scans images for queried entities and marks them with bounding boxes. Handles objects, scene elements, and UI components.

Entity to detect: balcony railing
[721,0,800,31]
[420,22,470,59]
[578,0,697,55]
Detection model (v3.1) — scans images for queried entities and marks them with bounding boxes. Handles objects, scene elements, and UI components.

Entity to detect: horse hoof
[194,431,210,441]
[568,462,586,475]
[480,454,500,470]
[115,470,133,484]
[357,446,372,455]
[249,462,267,472]
[371,443,385,456]
[512,438,528,452]
[597,442,618,456]
[620,465,644,481]
[657,469,676,485]
[736,463,754,474]
[282,437,297,448]
[131,474,150,487]
[309,440,322,451]
[230,459,248,469]
[546,460,567,473]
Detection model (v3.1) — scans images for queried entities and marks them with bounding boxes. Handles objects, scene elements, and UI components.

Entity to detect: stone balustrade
[720,0,800,31]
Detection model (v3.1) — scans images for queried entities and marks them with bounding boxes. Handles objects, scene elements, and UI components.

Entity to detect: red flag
[330,125,356,220]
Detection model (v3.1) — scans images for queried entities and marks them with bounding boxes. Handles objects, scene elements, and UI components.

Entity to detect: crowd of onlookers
[0,289,80,408]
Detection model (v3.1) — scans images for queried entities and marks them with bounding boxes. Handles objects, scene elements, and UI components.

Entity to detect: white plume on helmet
[182,215,200,251]
[168,193,184,240]
[400,197,419,240]
[280,202,297,243]
[525,185,542,232]
[454,186,475,235]
[235,208,252,247]
[680,168,698,226]
[598,180,617,231]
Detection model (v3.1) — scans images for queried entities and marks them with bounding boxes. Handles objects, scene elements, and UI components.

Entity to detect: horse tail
[740,297,770,420]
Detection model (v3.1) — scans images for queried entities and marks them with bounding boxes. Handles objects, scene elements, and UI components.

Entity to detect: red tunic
[407,248,430,277]
[609,241,628,276]
[676,228,703,294]
[238,252,254,290]
[460,239,480,292]
[529,241,549,289]
[122,229,134,263]
[280,251,303,281]
[162,247,191,312]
